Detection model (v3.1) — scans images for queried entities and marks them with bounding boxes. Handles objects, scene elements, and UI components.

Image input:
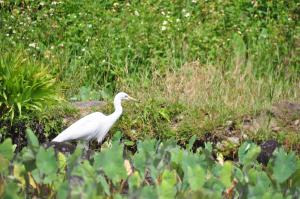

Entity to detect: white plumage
[52,92,137,143]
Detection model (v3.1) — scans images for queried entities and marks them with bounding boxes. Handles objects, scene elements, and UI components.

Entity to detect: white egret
[52,92,137,145]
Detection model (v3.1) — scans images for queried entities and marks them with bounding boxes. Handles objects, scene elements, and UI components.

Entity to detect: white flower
[161,11,165,15]
[51,1,57,5]
[81,48,86,52]
[113,2,119,7]
[184,12,191,17]
[161,26,167,31]
[162,20,168,25]
[134,10,139,16]
[176,18,180,22]
[192,0,197,3]
[29,43,37,48]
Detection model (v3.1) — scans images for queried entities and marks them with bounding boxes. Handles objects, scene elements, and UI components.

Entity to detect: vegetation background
[0,0,299,198]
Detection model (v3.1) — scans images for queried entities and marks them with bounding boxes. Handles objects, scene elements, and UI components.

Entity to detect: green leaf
[36,147,58,176]
[97,175,110,196]
[57,182,69,199]
[187,135,196,151]
[93,142,126,185]
[238,142,261,165]
[140,186,158,199]
[26,128,39,149]
[3,181,22,199]
[273,148,297,183]
[158,170,177,199]
[0,138,14,161]
[0,155,10,173]
[220,161,233,188]
[187,165,205,191]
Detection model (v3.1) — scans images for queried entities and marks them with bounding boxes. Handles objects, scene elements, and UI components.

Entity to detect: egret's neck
[111,97,123,120]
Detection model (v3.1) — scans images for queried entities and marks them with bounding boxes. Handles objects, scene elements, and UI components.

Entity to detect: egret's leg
[83,141,89,151]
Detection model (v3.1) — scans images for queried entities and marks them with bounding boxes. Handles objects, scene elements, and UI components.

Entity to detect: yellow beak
[128,96,138,102]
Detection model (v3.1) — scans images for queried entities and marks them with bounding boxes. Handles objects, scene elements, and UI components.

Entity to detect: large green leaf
[238,142,261,166]
[187,165,205,191]
[36,147,58,176]
[220,161,233,188]
[273,148,297,183]
[93,142,127,185]
[158,170,177,199]
[26,128,39,150]
[0,138,15,161]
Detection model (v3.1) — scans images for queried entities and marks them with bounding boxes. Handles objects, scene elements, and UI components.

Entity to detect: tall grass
[0,0,299,98]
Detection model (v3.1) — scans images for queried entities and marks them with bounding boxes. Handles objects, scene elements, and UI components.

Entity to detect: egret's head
[115,92,138,101]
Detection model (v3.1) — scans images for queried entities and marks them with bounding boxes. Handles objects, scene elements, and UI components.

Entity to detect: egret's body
[52,92,136,143]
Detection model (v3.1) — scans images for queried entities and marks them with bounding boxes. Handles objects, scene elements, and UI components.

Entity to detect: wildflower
[192,0,197,3]
[184,12,191,17]
[162,20,168,25]
[29,43,37,48]
[161,26,167,31]
[134,10,139,16]
[81,48,86,52]
[176,18,180,22]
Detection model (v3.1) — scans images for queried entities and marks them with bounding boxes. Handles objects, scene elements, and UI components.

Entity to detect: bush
[0,49,60,120]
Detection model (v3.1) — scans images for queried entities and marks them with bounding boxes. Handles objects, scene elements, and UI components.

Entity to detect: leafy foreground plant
[1,130,300,199]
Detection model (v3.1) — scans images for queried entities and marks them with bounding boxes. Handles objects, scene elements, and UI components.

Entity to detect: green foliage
[0,49,60,120]
[0,0,298,98]
[273,148,297,184]
[1,132,300,198]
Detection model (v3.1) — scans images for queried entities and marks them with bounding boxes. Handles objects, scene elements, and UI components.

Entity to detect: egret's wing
[52,112,106,142]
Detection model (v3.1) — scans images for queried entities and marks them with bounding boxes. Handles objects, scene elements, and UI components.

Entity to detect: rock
[227,136,240,145]
[271,101,300,120]
[257,140,279,165]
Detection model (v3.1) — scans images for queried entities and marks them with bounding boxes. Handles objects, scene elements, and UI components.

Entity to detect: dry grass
[118,61,299,143]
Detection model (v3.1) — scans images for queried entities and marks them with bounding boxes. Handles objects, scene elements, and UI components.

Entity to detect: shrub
[0,49,60,120]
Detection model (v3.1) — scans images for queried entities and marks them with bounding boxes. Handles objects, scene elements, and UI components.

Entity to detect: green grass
[0,1,299,147]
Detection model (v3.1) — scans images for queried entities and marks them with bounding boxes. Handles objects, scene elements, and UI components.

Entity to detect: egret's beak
[128,96,138,102]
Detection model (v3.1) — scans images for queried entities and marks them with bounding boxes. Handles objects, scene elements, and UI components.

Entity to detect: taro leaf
[36,147,58,176]
[140,186,158,199]
[220,161,233,188]
[238,142,261,165]
[26,128,39,150]
[170,147,183,165]
[158,170,177,199]
[0,155,9,173]
[67,145,82,173]
[57,152,67,171]
[72,160,95,184]
[137,139,157,158]
[0,138,15,161]
[248,171,272,197]
[111,130,122,143]
[128,171,142,191]
[187,165,205,191]
[133,151,146,178]
[93,142,127,185]
[187,135,196,151]
[97,175,110,196]
[3,181,21,199]
[57,181,69,199]
[273,148,297,183]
